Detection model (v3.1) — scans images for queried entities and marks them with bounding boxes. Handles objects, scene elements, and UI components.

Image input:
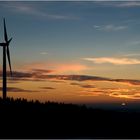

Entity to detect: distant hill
[0,97,140,139]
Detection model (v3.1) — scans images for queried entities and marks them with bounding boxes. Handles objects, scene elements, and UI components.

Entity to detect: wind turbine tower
[0,18,12,100]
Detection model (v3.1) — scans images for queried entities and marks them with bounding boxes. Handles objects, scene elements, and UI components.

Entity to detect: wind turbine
[0,18,12,100]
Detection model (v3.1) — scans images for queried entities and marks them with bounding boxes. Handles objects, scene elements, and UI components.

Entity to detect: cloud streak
[40,87,55,90]
[1,68,140,86]
[40,52,48,55]
[0,87,38,93]
[80,87,140,99]
[123,53,140,57]
[0,2,79,20]
[70,83,95,88]
[93,24,127,31]
[129,40,140,46]
[83,57,140,65]
[116,1,140,7]
[95,1,140,8]
[0,69,53,82]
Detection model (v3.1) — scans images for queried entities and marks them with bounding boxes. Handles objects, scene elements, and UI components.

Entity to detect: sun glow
[0,76,139,104]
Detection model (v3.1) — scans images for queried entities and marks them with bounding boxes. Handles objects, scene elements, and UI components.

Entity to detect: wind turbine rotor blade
[4,18,8,42]
[7,45,12,77]
[8,37,12,44]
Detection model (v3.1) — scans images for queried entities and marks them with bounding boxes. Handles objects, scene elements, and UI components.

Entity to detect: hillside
[0,98,140,138]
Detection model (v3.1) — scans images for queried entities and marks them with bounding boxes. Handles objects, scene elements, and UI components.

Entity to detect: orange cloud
[83,57,140,65]
[54,64,88,74]
[21,62,88,74]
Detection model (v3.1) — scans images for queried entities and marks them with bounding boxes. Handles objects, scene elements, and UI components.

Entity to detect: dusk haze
[1,1,140,105]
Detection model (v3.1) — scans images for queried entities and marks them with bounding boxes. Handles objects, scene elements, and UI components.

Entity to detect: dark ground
[0,97,140,139]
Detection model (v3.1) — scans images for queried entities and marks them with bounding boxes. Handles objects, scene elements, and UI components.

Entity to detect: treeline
[0,97,89,113]
[0,97,140,139]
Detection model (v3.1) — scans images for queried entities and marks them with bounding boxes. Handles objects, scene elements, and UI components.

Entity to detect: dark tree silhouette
[0,97,139,139]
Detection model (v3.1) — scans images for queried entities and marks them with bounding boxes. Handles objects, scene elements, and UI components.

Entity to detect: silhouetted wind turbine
[0,18,12,100]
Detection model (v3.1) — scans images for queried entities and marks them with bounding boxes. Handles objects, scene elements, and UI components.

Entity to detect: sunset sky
[1,1,140,106]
